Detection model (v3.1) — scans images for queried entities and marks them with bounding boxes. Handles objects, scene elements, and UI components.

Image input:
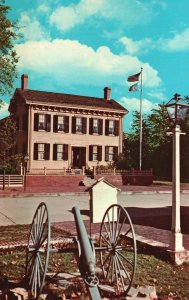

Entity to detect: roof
[13,88,127,113]
[87,177,121,191]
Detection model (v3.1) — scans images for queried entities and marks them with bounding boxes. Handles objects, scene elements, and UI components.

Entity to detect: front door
[72,147,86,168]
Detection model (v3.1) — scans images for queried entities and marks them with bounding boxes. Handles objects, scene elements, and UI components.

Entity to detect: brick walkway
[1,220,188,251]
[52,220,189,251]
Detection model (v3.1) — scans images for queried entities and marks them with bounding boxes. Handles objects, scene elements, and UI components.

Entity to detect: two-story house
[9,74,127,174]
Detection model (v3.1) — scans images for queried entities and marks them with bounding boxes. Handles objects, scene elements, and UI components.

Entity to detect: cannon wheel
[26,202,51,299]
[99,204,137,297]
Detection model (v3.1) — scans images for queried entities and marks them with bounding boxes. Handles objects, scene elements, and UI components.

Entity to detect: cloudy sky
[1,0,189,130]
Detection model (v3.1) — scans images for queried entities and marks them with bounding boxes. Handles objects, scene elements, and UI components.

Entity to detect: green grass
[0,224,68,242]
[0,225,189,299]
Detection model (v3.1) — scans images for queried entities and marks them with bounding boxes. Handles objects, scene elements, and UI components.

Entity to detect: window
[89,118,103,135]
[76,117,82,133]
[72,117,87,134]
[38,143,45,160]
[34,143,50,160]
[109,120,114,135]
[38,115,46,130]
[89,145,102,161]
[105,120,119,136]
[92,146,98,161]
[105,146,118,161]
[93,119,98,134]
[57,116,64,131]
[53,144,68,160]
[53,115,69,133]
[34,113,51,131]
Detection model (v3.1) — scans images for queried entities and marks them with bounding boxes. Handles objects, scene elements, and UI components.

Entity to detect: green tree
[122,111,149,170]
[145,105,172,178]
[121,106,172,178]
[0,117,21,173]
[0,0,18,107]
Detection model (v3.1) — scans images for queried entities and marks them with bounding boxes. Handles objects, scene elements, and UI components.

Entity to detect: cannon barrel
[72,206,101,300]
[72,206,96,276]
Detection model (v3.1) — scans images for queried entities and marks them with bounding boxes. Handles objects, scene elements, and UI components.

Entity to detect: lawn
[0,225,189,299]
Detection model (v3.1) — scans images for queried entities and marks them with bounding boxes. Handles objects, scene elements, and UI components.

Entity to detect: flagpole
[139,67,143,171]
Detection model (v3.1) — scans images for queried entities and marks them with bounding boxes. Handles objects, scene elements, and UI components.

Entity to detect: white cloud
[37,4,50,14]
[18,13,49,41]
[120,26,189,56]
[120,97,158,114]
[160,28,189,52]
[0,102,9,119]
[120,36,153,55]
[147,91,167,102]
[50,0,104,32]
[49,0,165,32]
[15,39,161,88]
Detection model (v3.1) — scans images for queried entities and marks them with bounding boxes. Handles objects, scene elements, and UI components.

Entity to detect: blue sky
[1,0,189,131]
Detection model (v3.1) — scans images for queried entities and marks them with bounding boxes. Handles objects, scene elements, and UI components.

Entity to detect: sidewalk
[1,182,189,197]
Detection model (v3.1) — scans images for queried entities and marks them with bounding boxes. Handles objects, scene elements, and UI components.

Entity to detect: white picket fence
[0,175,24,187]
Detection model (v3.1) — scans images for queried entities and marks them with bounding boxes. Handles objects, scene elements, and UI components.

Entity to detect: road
[0,192,189,226]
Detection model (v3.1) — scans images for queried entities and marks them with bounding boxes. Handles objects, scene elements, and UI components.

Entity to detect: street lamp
[165,93,189,265]
[24,154,29,191]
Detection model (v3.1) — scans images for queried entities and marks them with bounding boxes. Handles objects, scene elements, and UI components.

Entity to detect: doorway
[72,147,86,168]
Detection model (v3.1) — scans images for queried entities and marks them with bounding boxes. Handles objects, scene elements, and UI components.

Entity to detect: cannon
[25,202,137,299]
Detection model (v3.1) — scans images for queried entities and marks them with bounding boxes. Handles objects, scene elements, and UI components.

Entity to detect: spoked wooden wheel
[26,202,51,299]
[99,204,137,297]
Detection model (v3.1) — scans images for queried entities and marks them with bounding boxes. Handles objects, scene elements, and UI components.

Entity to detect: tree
[123,111,149,170]
[121,105,172,178]
[0,117,21,173]
[0,0,18,107]
[144,105,172,178]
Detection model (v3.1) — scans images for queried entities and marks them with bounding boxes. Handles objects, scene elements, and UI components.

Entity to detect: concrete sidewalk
[1,182,189,197]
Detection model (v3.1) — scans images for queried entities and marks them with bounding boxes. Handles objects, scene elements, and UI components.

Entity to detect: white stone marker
[89,177,120,223]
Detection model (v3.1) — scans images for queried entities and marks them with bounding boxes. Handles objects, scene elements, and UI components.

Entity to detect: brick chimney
[21,74,28,90]
[104,87,111,100]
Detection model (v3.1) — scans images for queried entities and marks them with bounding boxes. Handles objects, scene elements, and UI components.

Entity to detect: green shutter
[33,143,38,160]
[82,117,87,134]
[89,118,93,135]
[99,119,103,135]
[44,144,50,160]
[89,145,93,161]
[105,120,109,136]
[34,113,39,131]
[53,144,57,160]
[97,146,102,161]
[46,115,51,132]
[114,120,119,136]
[113,147,118,161]
[53,115,58,132]
[64,116,69,133]
[105,146,109,161]
[72,116,76,133]
[63,144,68,160]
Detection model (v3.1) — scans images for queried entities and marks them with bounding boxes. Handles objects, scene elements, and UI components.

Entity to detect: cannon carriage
[25,202,137,299]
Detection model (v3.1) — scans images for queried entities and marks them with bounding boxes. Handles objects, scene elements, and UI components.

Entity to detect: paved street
[0,192,189,226]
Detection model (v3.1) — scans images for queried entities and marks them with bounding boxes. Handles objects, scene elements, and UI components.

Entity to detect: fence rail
[96,168,153,176]
[0,175,24,187]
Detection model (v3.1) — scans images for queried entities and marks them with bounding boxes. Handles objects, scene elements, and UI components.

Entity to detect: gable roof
[87,177,121,191]
[11,88,127,113]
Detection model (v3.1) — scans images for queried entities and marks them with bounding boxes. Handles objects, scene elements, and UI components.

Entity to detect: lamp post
[24,154,29,191]
[165,93,189,265]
